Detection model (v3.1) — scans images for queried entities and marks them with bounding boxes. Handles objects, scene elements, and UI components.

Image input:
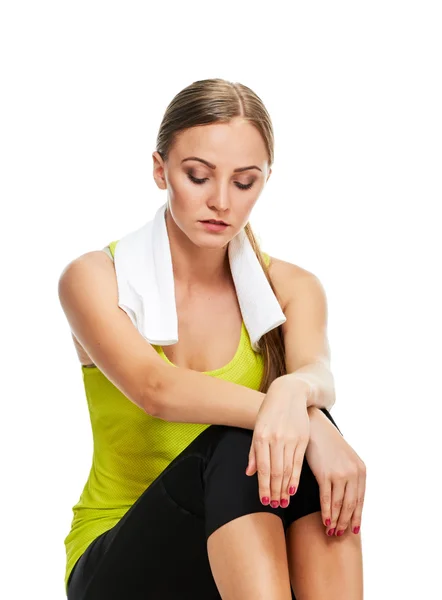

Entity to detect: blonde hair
[156,78,287,393]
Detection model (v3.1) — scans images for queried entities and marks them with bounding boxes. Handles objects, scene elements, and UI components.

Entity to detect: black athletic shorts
[67,408,341,599]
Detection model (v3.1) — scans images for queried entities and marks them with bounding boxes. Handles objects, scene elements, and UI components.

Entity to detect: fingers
[254,436,306,509]
[319,478,333,528]
[288,439,308,500]
[280,442,297,507]
[245,445,257,476]
[269,441,285,507]
[326,477,346,536]
[255,437,271,506]
[326,462,366,537]
[333,474,357,536]
[350,461,366,535]
[269,438,307,508]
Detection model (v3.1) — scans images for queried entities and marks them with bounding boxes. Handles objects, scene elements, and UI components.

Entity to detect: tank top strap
[107,240,119,259]
[261,251,271,268]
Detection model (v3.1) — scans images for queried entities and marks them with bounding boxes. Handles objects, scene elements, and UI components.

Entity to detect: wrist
[272,374,312,405]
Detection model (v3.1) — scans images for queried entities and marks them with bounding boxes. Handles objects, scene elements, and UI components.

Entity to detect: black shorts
[67,409,341,599]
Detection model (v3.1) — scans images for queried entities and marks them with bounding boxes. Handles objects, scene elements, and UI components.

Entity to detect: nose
[209,181,230,212]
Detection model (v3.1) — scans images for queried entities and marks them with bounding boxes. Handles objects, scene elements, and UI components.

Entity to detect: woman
[59,78,366,599]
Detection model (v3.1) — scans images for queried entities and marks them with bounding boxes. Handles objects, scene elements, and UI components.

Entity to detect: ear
[152,152,167,190]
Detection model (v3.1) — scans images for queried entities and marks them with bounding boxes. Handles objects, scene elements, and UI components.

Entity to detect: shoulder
[58,248,118,327]
[59,250,112,282]
[264,254,324,312]
[58,250,118,315]
[60,246,118,363]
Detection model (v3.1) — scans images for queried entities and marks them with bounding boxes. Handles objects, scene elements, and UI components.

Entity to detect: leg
[286,511,363,599]
[67,471,223,600]
[67,430,229,599]
[207,512,293,600]
[284,409,363,599]
[201,425,295,600]
[67,424,292,600]
[68,423,300,599]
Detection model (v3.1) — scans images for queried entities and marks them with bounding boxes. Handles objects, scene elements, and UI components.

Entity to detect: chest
[159,287,244,372]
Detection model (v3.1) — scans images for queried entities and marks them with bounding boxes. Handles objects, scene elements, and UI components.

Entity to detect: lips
[201,220,229,225]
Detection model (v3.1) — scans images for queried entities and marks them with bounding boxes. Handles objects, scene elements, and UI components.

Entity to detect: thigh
[67,417,335,600]
[68,429,226,600]
[159,422,329,541]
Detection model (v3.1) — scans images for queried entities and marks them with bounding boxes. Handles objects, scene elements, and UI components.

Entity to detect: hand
[245,378,311,509]
[306,408,366,537]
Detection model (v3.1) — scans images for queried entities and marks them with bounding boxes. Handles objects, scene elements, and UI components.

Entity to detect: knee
[205,426,253,471]
[203,427,287,540]
[202,426,255,496]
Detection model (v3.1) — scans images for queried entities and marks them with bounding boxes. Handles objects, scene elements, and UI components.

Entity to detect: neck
[164,207,231,290]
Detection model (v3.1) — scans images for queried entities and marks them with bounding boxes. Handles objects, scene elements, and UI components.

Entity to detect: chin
[194,237,229,250]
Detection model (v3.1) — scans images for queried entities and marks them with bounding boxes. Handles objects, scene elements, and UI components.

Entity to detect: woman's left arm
[276,369,366,538]
[276,266,366,536]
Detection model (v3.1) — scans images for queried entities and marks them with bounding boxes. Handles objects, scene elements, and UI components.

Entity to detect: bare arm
[58,251,274,431]
[272,264,336,411]
[151,366,269,430]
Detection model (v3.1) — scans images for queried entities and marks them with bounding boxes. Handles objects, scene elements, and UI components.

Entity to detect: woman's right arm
[58,251,266,430]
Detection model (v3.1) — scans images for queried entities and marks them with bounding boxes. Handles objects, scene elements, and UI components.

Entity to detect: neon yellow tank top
[64,241,271,591]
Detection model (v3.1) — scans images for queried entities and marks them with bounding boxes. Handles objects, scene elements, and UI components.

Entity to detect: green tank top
[64,242,271,591]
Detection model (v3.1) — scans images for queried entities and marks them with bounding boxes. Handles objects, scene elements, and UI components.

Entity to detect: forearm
[148,361,333,431]
[149,363,266,430]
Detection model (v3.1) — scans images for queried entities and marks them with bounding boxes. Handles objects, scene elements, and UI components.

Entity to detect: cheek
[169,173,203,203]
[166,189,199,228]
[241,196,259,218]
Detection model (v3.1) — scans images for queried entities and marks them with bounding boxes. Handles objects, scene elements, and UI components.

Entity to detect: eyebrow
[181,156,262,173]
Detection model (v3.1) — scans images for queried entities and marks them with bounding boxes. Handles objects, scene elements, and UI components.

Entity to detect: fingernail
[280,498,288,508]
[337,530,344,536]
[261,496,270,505]
[270,500,279,508]
[289,486,296,495]
[325,518,331,526]
[327,528,335,536]
[353,526,360,534]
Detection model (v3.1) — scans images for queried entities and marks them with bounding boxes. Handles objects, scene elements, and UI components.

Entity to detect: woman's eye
[187,173,208,185]
[187,173,254,190]
[236,181,253,190]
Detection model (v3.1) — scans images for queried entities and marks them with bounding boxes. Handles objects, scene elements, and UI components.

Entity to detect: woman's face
[153,117,272,248]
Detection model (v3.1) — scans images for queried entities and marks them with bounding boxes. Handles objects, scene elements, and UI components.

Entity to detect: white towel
[113,202,286,352]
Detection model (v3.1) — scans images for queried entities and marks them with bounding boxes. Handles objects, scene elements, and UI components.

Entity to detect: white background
[1,1,440,598]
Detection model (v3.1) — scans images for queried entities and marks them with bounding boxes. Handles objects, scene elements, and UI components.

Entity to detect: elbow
[141,378,162,418]
[140,363,170,418]
[142,394,161,418]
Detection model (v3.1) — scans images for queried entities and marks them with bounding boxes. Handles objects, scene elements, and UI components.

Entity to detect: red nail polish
[353,526,360,534]
[280,498,288,508]
[325,518,331,526]
[328,528,335,536]
[261,496,270,505]
[337,530,344,536]
[270,500,279,508]
[289,486,296,495]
